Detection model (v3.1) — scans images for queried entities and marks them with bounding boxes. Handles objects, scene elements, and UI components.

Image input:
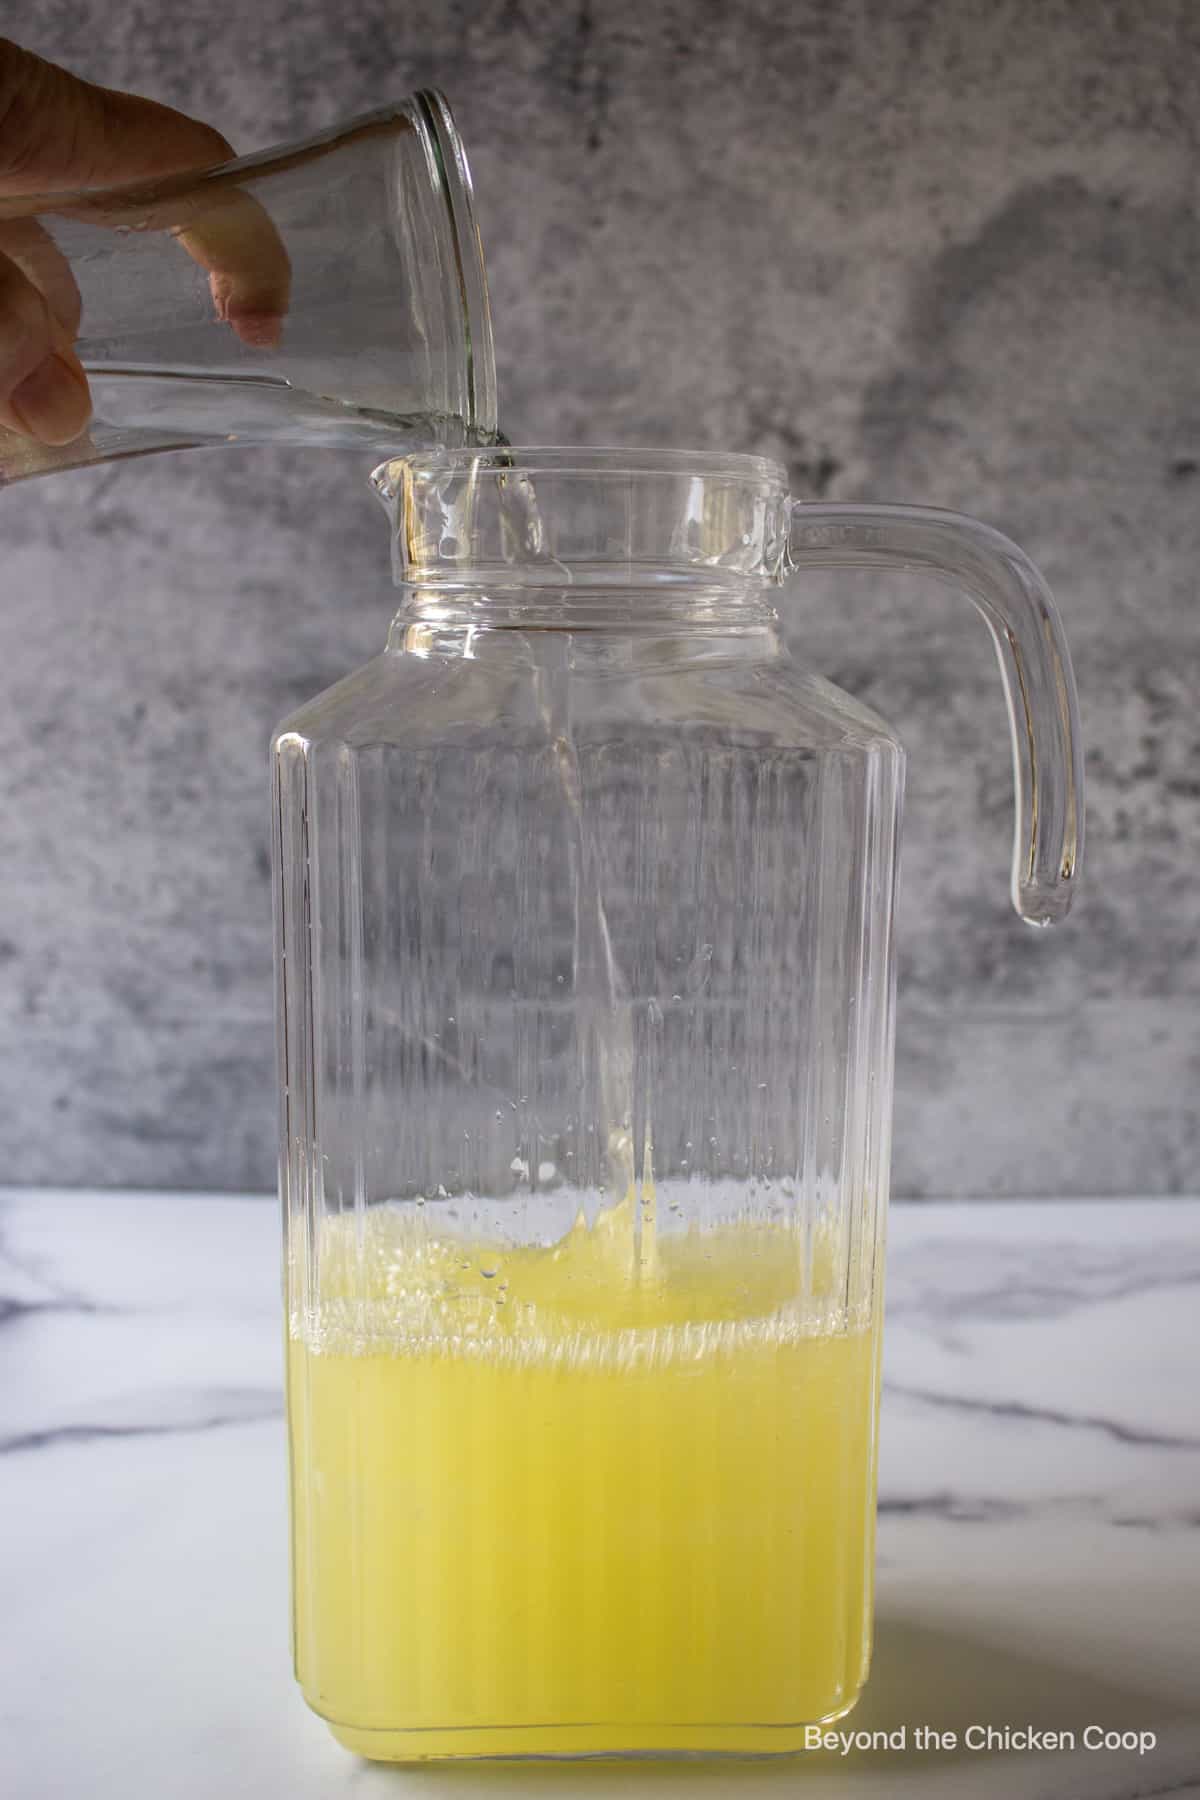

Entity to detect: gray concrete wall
[2,0,1197,1195]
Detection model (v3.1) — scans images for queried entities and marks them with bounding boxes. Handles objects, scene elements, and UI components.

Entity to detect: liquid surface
[288,1198,879,1759]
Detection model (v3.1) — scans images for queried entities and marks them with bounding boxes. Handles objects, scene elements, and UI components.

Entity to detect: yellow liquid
[288,1199,880,1759]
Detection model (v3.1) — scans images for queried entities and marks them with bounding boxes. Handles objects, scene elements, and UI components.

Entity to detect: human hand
[0,39,288,448]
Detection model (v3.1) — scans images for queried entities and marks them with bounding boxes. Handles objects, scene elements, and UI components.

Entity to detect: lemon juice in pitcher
[288,1196,880,1757]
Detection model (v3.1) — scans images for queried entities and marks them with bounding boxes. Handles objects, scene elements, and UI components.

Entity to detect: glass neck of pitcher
[387,588,785,672]
[388,574,781,646]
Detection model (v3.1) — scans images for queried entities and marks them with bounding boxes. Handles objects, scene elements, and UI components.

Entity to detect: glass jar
[273,447,1081,1759]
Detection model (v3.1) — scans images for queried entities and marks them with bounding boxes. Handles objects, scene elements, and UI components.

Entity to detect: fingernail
[227,309,284,350]
[10,352,92,445]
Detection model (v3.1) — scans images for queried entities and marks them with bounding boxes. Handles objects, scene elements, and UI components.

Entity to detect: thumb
[0,38,234,195]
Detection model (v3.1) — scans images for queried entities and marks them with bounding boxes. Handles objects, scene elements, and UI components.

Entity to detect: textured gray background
[2,0,1197,1195]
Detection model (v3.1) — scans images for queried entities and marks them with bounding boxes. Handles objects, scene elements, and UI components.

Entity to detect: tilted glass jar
[0,93,495,485]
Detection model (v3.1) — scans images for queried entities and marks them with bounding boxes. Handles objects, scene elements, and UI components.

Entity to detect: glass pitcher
[0,94,495,485]
[273,447,1082,1760]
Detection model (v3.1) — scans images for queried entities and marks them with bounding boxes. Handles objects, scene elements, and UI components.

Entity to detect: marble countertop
[1,1190,1197,1800]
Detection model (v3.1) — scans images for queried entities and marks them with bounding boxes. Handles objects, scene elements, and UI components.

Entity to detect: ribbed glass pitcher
[273,447,1082,1760]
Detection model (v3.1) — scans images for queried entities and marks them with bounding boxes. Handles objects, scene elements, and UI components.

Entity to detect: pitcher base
[325,1694,866,1762]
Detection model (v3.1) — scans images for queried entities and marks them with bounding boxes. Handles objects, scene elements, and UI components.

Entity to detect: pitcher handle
[786,503,1083,927]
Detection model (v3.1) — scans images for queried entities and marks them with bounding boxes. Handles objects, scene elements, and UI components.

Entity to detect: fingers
[0,249,90,443]
[0,38,291,384]
[0,37,233,193]
[174,190,292,350]
[0,215,82,335]
[0,39,289,353]
[69,182,294,352]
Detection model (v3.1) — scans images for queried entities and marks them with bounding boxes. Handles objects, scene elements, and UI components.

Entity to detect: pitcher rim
[371,446,790,497]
